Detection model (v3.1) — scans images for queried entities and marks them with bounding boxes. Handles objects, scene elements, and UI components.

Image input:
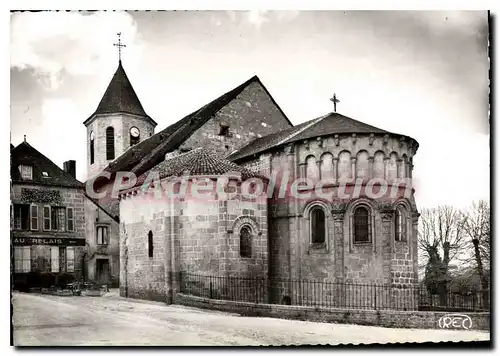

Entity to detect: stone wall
[84,198,120,285]
[85,113,156,180]
[11,184,86,279]
[180,81,292,157]
[119,176,269,303]
[177,293,491,331]
[235,132,420,306]
[119,190,167,302]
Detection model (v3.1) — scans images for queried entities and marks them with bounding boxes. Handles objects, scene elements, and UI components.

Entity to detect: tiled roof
[11,141,83,188]
[96,75,291,184]
[228,115,326,161]
[84,61,157,126]
[229,112,401,161]
[134,148,268,188]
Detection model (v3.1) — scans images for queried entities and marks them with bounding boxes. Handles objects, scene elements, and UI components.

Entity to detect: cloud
[40,98,87,178]
[10,11,140,90]
[225,10,300,30]
[247,10,269,29]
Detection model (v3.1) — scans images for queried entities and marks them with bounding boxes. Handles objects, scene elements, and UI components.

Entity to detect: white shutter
[51,246,59,273]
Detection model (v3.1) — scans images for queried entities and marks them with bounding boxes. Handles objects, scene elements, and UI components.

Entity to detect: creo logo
[438,314,473,330]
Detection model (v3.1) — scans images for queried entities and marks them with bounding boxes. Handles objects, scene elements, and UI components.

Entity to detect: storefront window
[14,246,31,273]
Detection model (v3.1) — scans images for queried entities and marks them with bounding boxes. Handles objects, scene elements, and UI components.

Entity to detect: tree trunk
[472,238,489,309]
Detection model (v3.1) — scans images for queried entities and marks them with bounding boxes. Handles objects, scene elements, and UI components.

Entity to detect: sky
[9,10,490,209]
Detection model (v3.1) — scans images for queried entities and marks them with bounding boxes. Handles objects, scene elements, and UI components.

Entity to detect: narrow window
[395,206,406,241]
[67,207,74,232]
[19,165,33,180]
[354,207,370,243]
[106,127,115,160]
[43,206,51,231]
[66,247,75,272]
[30,204,38,231]
[90,131,95,165]
[239,226,252,258]
[311,207,326,244]
[148,230,154,258]
[97,226,109,245]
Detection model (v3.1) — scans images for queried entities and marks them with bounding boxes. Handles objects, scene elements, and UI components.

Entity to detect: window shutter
[67,208,74,231]
[43,206,51,231]
[51,246,59,273]
[106,127,115,160]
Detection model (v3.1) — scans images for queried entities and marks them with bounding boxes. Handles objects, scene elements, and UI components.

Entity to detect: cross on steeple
[113,32,126,62]
[330,93,340,112]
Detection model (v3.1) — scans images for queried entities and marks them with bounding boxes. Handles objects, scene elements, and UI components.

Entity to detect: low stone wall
[176,293,490,331]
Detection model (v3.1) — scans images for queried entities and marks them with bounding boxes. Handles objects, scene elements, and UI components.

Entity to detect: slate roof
[96,75,291,185]
[11,141,83,188]
[133,147,268,188]
[229,112,408,161]
[84,60,157,126]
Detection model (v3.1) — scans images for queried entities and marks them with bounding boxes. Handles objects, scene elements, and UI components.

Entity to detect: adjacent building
[11,140,86,290]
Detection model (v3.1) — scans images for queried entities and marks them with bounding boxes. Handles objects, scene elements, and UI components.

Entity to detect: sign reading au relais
[12,237,86,246]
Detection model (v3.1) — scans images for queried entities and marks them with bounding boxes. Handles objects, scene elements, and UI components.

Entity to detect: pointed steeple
[91,60,150,118]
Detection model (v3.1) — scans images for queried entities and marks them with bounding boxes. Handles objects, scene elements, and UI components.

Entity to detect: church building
[84,55,420,307]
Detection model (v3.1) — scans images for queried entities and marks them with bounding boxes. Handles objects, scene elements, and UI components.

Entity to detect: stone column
[316,159,322,180]
[331,207,346,307]
[380,209,395,309]
[351,157,356,180]
[282,144,295,302]
[384,157,390,180]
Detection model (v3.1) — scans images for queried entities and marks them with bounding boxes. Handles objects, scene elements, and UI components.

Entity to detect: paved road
[12,292,489,346]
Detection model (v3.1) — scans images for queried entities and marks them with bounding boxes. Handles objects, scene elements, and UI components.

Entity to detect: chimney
[63,160,76,178]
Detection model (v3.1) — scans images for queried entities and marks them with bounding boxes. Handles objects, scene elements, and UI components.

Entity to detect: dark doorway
[96,259,110,285]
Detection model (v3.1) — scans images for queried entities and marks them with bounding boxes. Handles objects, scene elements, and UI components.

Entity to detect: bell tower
[83,34,157,180]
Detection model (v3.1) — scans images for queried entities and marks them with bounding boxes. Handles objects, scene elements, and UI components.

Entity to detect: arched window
[90,131,95,165]
[106,127,115,160]
[353,206,371,243]
[395,206,406,241]
[148,230,153,258]
[240,226,252,258]
[338,151,351,181]
[311,207,326,244]
[373,151,385,179]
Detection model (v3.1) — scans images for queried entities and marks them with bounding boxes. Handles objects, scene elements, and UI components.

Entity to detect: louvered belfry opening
[106,127,115,160]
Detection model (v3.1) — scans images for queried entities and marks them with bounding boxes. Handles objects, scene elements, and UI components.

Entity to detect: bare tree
[462,200,490,309]
[418,206,467,305]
